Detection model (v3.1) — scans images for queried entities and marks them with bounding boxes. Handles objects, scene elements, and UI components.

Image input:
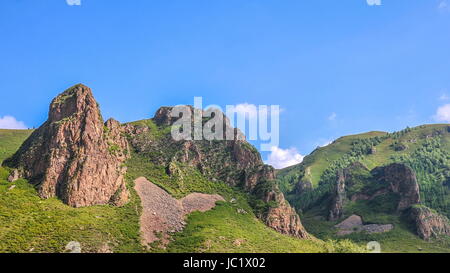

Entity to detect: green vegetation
[302,201,450,253]
[391,137,450,218]
[277,124,450,253]
[0,129,142,253]
[0,129,33,164]
[0,166,143,253]
[126,152,234,199]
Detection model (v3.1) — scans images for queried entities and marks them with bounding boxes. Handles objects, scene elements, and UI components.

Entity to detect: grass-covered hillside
[0,128,363,253]
[0,129,33,163]
[277,124,450,252]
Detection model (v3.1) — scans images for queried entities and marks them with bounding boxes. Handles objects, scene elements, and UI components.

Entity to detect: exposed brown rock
[328,168,347,221]
[264,190,310,239]
[3,84,129,207]
[7,169,19,182]
[335,214,393,236]
[134,177,224,246]
[126,106,309,238]
[328,162,421,220]
[408,206,450,240]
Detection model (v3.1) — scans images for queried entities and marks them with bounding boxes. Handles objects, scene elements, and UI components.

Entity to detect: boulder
[7,169,19,182]
[335,214,394,236]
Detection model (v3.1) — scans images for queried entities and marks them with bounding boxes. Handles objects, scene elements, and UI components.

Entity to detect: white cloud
[0,116,27,129]
[439,1,449,10]
[266,146,304,169]
[328,112,337,121]
[66,0,81,6]
[366,0,381,6]
[434,104,450,123]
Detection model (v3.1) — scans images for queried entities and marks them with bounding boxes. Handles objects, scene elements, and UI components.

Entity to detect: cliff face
[408,206,450,240]
[264,190,309,238]
[125,106,309,238]
[3,84,129,207]
[371,163,420,211]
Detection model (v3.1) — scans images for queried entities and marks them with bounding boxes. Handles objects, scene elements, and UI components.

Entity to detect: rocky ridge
[125,106,309,238]
[3,84,129,207]
[328,162,421,220]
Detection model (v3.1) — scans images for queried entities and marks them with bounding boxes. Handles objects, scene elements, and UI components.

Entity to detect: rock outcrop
[294,178,313,195]
[125,106,309,238]
[371,163,420,211]
[328,168,347,221]
[7,169,19,182]
[408,206,450,240]
[134,177,224,246]
[3,84,129,207]
[334,214,393,236]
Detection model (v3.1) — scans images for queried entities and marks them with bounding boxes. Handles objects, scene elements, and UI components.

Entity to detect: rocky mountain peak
[3,84,129,207]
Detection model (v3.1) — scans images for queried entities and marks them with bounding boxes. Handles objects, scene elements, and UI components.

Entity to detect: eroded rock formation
[328,162,421,220]
[408,206,450,240]
[125,106,309,238]
[334,215,393,236]
[264,189,309,238]
[371,163,420,211]
[3,84,129,207]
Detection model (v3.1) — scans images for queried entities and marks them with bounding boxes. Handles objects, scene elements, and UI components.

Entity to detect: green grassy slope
[0,129,143,252]
[0,128,363,253]
[126,150,363,253]
[0,129,33,163]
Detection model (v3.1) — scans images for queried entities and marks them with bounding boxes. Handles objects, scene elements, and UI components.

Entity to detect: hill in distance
[277,124,450,252]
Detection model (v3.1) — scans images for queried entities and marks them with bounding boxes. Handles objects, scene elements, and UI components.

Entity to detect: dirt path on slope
[134,177,224,246]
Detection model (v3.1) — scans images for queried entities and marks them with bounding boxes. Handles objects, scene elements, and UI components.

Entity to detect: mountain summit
[3,84,129,207]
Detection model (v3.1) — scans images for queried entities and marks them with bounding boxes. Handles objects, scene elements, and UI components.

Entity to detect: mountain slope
[277,124,450,252]
[0,84,363,253]
[0,129,361,253]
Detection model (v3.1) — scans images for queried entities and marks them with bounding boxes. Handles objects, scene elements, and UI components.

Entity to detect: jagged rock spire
[3,84,129,207]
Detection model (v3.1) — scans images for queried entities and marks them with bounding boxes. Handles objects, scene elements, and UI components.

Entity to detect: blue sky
[1,0,450,168]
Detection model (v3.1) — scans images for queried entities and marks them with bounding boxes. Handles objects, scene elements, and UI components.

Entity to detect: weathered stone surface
[361,224,393,234]
[335,215,363,230]
[264,189,310,239]
[294,178,313,195]
[126,106,309,238]
[335,214,393,236]
[328,168,347,221]
[3,84,129,207]
[65,241,82,253]
[371,163,420,211]
[408,206,450,240]
[328,162,421,220]
[134,177,224,246]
